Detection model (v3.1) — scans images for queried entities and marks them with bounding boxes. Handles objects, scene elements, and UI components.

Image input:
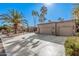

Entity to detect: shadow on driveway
[23,34,67,45]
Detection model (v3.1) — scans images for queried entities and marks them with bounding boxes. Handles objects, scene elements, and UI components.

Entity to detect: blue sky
[0,3,74,26]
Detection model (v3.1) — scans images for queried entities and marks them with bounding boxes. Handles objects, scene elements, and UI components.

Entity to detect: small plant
[64,37,79,56]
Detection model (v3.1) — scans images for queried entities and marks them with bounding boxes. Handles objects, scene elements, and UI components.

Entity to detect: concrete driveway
[1,33,67,56]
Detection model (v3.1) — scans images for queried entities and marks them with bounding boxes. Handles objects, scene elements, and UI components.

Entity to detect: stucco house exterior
[37,20,76,36]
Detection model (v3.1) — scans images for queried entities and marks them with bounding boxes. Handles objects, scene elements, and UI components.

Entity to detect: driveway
[1,33,67,56]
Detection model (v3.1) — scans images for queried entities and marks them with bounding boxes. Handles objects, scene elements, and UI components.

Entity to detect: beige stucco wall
[37,20,76,36]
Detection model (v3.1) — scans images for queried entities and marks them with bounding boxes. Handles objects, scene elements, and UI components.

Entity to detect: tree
[39,5,47,23]
[32,10,38,27]
[22,19,29,32]
[39,13,46,23]
[0,9,24,34]
[22,19,28,28]
[73,5,79,33]
[40,5,47,15]
[73,6,79,24]
[32,5,47,25]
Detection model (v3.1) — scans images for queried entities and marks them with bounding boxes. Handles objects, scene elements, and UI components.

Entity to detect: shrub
[64,37,79,56]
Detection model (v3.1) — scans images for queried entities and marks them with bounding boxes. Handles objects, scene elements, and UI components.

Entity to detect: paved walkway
[1,33,67,56]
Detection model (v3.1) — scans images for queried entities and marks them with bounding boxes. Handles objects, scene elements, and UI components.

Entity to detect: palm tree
[39,5,47,23]
[0,9,24,34]
[32,10,38,27]
[22,19,29,32]
[22,19,28,27]
[40,5,47,15]
[39,13,46,23]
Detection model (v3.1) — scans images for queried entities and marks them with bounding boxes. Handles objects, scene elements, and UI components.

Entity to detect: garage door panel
[59,27,73,36]
[40,27,52,34]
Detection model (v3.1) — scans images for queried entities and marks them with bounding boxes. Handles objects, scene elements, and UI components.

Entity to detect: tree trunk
[14,23,18,34]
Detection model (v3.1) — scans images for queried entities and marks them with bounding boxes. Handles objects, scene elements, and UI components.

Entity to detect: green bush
[64,37,79,56]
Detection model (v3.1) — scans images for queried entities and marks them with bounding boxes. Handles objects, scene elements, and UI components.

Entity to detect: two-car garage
[38,20,76,36]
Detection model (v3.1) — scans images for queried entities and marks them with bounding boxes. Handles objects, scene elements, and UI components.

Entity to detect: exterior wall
[37,20,76,36]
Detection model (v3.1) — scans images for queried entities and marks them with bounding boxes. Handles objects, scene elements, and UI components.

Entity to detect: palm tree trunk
[14,23,18,34]
[33,16,36,32]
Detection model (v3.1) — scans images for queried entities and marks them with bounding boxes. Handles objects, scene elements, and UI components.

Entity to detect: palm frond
[32,10,39,16]
[0,14,12,22]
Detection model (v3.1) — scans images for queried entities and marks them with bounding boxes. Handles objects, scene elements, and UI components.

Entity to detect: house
[37,20,76,36]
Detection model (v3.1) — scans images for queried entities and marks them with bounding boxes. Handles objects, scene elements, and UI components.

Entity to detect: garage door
[40,27,52,34]
[58,26,74,36]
